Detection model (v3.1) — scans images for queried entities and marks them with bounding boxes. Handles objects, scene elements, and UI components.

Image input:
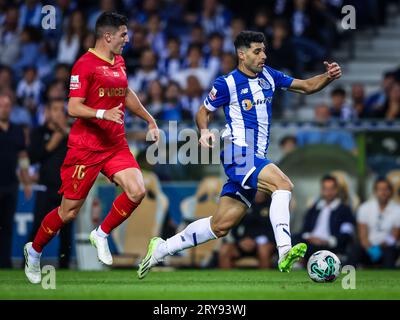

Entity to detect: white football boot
[24,242,41,284]
[89,229,113,265]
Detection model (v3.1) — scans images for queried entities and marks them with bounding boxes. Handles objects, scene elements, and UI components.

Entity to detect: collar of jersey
[88,48,115,65]
[237,68,258,79]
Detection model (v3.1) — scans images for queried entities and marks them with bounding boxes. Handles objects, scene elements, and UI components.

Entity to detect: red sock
[32,207,64,253]
[100,192,140,234]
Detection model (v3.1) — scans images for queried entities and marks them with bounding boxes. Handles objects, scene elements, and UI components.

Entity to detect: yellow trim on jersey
[88,48,115,65]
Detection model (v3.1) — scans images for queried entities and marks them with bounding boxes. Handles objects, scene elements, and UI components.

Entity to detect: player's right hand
[199,130,215,148]
[104,103,124,124]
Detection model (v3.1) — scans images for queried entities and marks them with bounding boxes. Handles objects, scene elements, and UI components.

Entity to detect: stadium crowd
[1,0,400,269]
[0,0,399,129]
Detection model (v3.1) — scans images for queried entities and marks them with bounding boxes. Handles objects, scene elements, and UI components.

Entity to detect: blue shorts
[220,145,271,207]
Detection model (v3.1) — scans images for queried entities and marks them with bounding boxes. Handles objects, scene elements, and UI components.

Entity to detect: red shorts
[59,146,140,200]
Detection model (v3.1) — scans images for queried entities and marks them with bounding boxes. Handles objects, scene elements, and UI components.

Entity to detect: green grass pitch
[1,269,400,300]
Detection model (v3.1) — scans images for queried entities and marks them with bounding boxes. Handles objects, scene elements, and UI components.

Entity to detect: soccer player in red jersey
[24,12,159,284]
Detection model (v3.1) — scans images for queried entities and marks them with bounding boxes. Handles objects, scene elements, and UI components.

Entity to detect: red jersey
[68,49,128,151]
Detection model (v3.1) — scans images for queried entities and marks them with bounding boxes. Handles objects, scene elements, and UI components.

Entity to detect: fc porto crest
[258,78,270,90]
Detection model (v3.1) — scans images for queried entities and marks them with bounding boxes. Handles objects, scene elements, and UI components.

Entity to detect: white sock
[270,190,292,259]
[155,217,217,260]
[28,245,41,262]
[96,225,108,238]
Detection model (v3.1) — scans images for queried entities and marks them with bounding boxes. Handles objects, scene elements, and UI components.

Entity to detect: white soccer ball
[307,250,341,283]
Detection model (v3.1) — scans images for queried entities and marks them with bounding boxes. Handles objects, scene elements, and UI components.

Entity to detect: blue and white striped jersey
[204,66,294,158]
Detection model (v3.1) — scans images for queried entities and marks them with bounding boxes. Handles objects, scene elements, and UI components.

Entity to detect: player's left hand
[148,121,160,143]
[324,61,342,80]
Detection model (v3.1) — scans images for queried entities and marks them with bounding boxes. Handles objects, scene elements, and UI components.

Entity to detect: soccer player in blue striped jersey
[138,30,342,278]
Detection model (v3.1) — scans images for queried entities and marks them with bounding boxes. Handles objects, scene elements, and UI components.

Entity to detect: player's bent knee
[211,221,232,238]
[126,185,146,203]
[61,208,80,223]
[276,178,294,192]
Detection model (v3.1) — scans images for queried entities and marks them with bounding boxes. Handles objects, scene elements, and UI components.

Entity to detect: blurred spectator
[124,25,150,73]
[330,170,360,212]
[147,79,164,115]
[351,83,368,119]
[349,178,400,269]
[197,0,231,36]
[365,71,396,118]
[0,6,20,67]
[53,63,71,89]
[36,41,56,82]
[4,87,31,127]
[16,66,44,127]
[18,0,42,30]
[13,26,41,78]
[88,0,115,31]
[279,135,297,158]
[181,75,204,118]
[383,81,400,120]
[267,19,298,77]
[251,8,273,36]
[329,87,356,121]
[158,36,182,79]
[219,192,275,269]
[146,14,166,57]
[136,0,161,24]
[173,44,212,91]
[296,174,355,262]
[223,17,245,53]
[296,104,357,154]
[0,65,14,91]
[27,98,71,268]
[0,94,31,268]
[57,10,87,65]
[289,0,327,73]
[77,31,96,58]
[184,23,206,51]
[203,32,223,79]
[219,52,236,76]
[128,48,159,93]
[155,81,191,121]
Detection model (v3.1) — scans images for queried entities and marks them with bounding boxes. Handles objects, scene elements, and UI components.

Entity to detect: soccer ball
[307,250,341,283]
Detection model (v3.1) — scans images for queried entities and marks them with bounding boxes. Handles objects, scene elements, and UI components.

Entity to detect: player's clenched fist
[199,130,216,148]
[104,103,124,124]
[324,61,342,80]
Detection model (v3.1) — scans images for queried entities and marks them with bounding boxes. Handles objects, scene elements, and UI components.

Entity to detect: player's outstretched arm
[125,88,159,142]
[68,97,124,124]
[196,105,215,148]
[288,61,342,95]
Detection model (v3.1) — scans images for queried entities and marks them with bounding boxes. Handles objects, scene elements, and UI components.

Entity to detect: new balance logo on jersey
[240,88,249,95]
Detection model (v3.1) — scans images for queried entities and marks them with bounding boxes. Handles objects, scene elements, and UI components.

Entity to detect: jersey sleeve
[203,76,230,112]
[264,66,294,90]
[69,60,92,98]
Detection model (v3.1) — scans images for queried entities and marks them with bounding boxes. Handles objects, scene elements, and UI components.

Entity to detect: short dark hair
[279,135,297,147]
[234,31,265,51]
[321,174,338,187]
[95,12,128,39]
[331,87,346,97]
[374,177,393,192]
